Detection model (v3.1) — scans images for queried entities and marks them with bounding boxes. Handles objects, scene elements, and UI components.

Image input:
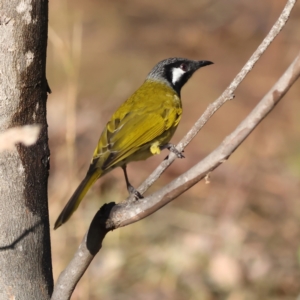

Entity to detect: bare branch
[51,207,110,300]
[137,0,298,194]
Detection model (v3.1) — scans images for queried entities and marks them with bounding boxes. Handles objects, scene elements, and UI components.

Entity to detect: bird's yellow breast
[113,80,182,121]
[115,80,182,154]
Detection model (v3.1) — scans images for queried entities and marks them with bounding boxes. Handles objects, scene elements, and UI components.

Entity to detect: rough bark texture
[0,1,53,299]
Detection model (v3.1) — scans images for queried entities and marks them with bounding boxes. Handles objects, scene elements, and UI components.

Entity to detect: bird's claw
[167,144,185,159]
[128,185,144,200]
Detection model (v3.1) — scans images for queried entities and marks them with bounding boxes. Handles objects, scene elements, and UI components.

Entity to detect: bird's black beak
[198,60,214,68]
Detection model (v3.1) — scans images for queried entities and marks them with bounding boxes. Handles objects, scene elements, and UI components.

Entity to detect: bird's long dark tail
[54,170,101,229]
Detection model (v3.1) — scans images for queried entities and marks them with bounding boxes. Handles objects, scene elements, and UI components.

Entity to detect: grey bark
[0,1,53,299]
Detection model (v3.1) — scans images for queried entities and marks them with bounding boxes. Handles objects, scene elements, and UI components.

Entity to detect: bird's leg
[160,143,185,159]
[122,165,144,199]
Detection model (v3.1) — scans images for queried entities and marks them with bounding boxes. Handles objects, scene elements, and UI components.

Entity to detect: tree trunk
[0,1,53,299]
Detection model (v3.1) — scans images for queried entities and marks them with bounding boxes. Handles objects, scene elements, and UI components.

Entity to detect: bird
[54,57,213,229]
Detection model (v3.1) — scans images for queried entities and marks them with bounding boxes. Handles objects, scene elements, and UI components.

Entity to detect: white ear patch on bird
[171,67,186,85]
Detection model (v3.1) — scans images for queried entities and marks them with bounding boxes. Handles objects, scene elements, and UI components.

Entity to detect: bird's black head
[147,57,213,96]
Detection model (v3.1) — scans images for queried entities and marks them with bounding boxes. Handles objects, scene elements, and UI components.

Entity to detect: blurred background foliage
[47,0,300,299]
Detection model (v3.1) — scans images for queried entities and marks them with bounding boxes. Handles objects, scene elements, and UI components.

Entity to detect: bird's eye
[180,63,187,71]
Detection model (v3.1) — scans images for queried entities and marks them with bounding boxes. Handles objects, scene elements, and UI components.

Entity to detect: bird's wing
[93,109,168,170]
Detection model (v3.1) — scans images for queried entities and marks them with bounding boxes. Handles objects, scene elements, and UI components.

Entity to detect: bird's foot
[163,143,185,159]
[127,184,144,200]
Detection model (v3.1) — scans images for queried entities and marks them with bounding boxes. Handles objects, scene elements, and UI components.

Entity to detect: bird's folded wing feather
[94,110,167,170]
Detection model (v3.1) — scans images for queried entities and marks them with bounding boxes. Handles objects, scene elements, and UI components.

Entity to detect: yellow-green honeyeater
[54,57,213,229]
